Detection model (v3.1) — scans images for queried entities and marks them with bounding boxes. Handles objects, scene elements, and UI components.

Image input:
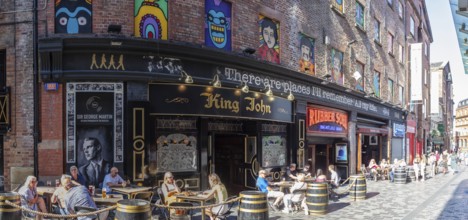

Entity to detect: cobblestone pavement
[159,165,468,220]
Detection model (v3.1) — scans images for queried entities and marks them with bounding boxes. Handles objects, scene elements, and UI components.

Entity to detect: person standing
[285,163,298,181]
[18,176,48,220]
[256,169,284,211]
[420,154,427,181]
[450,151,459,174]
[78,137,111,187]
[428,153,436,178]
[413,154,421,182]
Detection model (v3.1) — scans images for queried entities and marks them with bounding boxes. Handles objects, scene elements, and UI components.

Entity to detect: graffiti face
[207,10,228,48]
[56,6,92,33]
[135,0,168,40]
[263,26,276,48]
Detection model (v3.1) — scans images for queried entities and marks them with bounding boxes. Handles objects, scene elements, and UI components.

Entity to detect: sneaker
[282,209,290,214]
[304,210,309,215]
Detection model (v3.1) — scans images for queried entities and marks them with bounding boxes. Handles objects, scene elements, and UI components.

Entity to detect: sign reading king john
[149,84,293,123]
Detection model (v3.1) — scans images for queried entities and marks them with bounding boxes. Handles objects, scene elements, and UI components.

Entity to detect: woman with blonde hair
[368,159,379,181]
[413,154,421,182]
[204,173,229,220]
[161,172,181,205]
[420,154,427,181]
[18,176,48,219]
[281,173,307,213]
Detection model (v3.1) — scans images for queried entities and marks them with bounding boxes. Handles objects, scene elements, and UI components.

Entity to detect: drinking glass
[46,180,51,186]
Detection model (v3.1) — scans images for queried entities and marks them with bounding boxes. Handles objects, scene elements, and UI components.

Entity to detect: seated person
[102,167,129,195]
[389,158,399,182]
[204,173,229,220]
[51,175,74,215]
[368,159,380,181]
[281,173,307,213]
[161,171,181,205]
[69,165,87,186]
[18,176,48,219]
[314,169,327,183]
[64,184,108,220]
[256,169,284,211]
[285,163,298,181]
[302,165,312,178]
[328,165,340,188]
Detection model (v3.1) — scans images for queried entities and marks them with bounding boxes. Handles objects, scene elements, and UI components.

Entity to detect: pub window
[374,19,381,43]
[398,0,403,19]
[0,50,6,91]
[355,1,365,29]
[410,16,415,37]
[388,78,394,102]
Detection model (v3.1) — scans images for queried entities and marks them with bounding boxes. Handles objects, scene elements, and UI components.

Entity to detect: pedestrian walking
[413,154,421,182]
[420,154,427,181]
[450,151,458,174]
[429,152,436,178]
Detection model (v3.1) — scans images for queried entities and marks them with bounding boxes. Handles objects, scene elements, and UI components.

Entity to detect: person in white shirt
[161,172,181,205]
[328,165,340,187]
[102,167,129,193]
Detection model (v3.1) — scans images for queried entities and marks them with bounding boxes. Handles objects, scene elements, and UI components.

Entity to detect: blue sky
[427,0,467,107]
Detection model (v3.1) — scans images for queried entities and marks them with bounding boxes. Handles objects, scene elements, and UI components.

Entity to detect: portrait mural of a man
[78,136,112,187]
[55,0,92,34]
[205,0,232,51]
[258,15,280,64]
[330,48,344,85]
[299,35,315,75]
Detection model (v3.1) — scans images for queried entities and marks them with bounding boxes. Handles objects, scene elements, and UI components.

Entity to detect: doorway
[214,134,245,195]
[308,144,329,176]
[0,135,3,191]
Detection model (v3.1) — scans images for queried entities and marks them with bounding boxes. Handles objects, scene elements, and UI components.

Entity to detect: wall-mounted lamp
[265,85,273,97]
[243,48,256,55]
[364,92,375,98]
[180,70,194,84]
[212,74,222,88]
[241,82,249,93]
[287,89,295,101]
[107,24,122,34]
[321,74,332,85]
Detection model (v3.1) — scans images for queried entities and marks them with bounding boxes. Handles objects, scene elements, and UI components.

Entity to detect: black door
[0,135,4,191]
[214,134,245,195]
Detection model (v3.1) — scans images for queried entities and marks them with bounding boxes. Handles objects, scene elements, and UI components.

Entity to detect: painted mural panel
[373,71,381,97]
[156,133,198,172]
[258,15,280,64]
[134,0,168,40]
[55,0,92,34]
[330,48,344,85]
[332,0,344,13]
[204,0,232,51]
[262,136,286,167]
[355,62,365,91]
[299,34,315,75]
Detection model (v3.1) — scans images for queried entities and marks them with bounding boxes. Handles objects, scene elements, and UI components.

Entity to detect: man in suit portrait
[78,137,111,187]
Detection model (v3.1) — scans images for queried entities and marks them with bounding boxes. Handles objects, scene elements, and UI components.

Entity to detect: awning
[357,125,388,135]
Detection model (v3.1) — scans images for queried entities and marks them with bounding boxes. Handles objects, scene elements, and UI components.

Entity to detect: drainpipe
[33,0,39,177]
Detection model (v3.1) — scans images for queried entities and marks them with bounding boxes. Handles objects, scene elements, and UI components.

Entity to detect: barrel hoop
[117,203,150,211]
[309,209,327,213]
[239,208,268,213]
[355,184,366,186]
[308,186,327,189]
[305,202,327,206]
[306,193,328,197]
[116,207,150,213]
[240,200,267,204]
[0,207,20,212]
[0,201,20,206]
[0,195,19,200]
[240,194,266,199]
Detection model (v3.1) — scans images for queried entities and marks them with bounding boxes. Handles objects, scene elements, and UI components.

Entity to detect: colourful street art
[258,15,280,64]
[134,0,168,40]
[55,0,92,34]
[205,0,231,51]
[299,34,315,75]
[330,48,344,85]
[333,0,344,13]
[373,71,381,97]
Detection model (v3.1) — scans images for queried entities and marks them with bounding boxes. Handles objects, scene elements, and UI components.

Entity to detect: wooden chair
[133,191,154,202]
[290,189,307,213]
[360,165,373,181]
[155,187,169,219]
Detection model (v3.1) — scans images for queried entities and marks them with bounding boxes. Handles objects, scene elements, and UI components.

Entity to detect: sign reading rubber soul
[149,84,293,123]
[307,106,348,135]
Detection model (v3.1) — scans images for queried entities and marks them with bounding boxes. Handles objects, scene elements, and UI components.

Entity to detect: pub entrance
[213,134,246,195]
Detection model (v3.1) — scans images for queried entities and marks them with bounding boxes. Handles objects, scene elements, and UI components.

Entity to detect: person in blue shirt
[70,165,87,186]
[256,169,284,211]
[102,167,129,194]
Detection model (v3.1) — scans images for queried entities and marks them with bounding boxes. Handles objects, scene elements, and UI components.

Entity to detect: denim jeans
[389,171,394,182]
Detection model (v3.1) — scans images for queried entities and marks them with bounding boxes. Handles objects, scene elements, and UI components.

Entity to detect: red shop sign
[307,106,348,135]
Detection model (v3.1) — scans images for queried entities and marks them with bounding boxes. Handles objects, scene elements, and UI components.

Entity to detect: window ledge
[355,24,366,33]
[388,52,395,58]
[374,39,382,47]
[330,5,346,18]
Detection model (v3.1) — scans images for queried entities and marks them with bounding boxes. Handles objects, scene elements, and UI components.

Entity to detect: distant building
[455,99,468,153]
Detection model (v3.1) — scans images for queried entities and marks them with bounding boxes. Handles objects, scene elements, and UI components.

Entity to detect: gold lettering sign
[200,93,240,113]
[244,97,271,115]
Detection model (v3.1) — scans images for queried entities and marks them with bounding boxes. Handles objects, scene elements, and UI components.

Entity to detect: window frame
[355,1,365,29]
[388,78,394,102]
[410,16,415,36]
[374,19,381,43]
[387,32,394,55]
[0,50,6,91]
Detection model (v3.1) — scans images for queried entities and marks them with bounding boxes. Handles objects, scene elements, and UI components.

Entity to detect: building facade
[430,61,454,153]
[2,0,430,191]
[455,99,468,153]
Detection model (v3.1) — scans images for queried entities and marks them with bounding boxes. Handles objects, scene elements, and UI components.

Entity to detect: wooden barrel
[115,199,151,220]
[238,191,268,220]
[406,167,415,182]
[0,192,21,220]
[349,175,366,201]
[305,183,328,215]
[394,167,407,184]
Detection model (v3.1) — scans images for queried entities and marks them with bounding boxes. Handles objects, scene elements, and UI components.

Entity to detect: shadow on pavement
[327,202,351,213]
[437,178,468,220]
[366,192,380,199]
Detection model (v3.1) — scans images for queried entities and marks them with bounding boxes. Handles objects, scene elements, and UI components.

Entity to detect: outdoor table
[275,181,294,193]
[93,194,124,206]
[176,192,212,220]
[36,186,56,212]
[110,186,152,199]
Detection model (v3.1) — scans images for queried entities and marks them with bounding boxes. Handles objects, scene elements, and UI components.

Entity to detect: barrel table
[115,199,151,220]
[406,167,415,182]
[0,192,21,220]
[238,191,268,220]
[349,175,366,201]
[305,183,328,215]
[394,167,407,184]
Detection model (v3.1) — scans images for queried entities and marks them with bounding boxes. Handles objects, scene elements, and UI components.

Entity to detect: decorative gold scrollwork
[164,97,189,104]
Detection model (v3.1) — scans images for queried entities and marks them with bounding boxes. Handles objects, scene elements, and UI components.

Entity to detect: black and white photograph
[370,135,378,145]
